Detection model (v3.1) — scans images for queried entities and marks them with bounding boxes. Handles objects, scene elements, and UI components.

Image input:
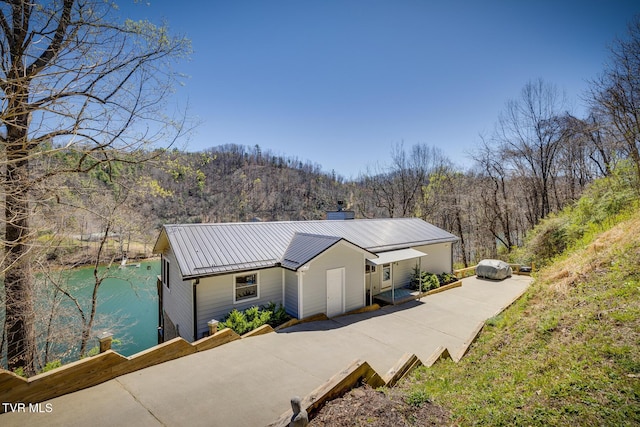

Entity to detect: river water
[65,259,160,357]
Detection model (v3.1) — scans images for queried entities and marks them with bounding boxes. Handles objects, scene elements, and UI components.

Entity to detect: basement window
[234,272,259,303]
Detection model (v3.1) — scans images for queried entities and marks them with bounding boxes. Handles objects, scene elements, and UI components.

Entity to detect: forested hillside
[38,15,640,269]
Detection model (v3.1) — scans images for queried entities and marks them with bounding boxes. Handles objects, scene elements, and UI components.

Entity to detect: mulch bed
[309,385,452,427]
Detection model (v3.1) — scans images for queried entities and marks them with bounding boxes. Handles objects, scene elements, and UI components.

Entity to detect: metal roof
[367,248,427,265]
[154,218,458,279]
[281,233,342,270]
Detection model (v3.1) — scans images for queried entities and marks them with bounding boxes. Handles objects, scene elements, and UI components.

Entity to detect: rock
[290,396,309,427]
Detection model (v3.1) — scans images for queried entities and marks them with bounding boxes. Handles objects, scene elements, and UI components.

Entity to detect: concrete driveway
[1,275,532,427]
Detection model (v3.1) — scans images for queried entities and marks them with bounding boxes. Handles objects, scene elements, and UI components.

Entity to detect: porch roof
[367,248,426,265]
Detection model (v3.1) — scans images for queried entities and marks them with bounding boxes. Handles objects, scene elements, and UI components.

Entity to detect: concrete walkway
[1,275,533,427]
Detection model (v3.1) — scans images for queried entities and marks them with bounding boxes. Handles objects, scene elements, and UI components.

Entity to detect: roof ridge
[165,217,420,228]
[292,232,341,239]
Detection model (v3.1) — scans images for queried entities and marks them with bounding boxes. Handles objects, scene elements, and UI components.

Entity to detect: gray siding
[302,242,365,318]
[196,267,283,339]
[284,269,299,318]
[162,248,194,341]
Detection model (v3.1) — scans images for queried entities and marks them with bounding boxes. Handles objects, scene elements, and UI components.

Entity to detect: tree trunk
[4,141,36,375]
[455,208,468,268]
[79,223,111,357]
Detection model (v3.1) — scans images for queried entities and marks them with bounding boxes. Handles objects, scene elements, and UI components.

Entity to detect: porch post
[391,263,394,304]
[369,270,372,306]
[419,257,423,299]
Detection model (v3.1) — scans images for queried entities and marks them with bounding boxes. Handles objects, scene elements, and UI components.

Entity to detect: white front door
[381,263,392,290]
[326,267,345,318]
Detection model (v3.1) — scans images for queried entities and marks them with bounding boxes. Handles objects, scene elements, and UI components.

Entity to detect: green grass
[399,195,640,425]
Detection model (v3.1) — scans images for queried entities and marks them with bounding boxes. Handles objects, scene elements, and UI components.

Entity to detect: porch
[373,287,420,305]
[366,247,428,306]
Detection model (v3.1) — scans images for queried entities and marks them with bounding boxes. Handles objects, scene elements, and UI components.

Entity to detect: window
[365,265,376,273]
[382,264,391,282]
[234,272,259,303]
[162,256,170,289]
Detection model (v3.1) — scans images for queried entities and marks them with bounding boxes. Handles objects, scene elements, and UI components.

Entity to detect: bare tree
[0,1,190,374]
[496,79,568,225]
[472,138,519,251]
[361,142,447,218]
[67,182,139,358]
[590,16,640,187]
[550,113,611,203]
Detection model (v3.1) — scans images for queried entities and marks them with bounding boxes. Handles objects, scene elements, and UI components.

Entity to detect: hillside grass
[400,176,640,425]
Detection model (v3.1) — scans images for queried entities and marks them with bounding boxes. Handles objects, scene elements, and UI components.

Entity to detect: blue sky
[121,1,639,178]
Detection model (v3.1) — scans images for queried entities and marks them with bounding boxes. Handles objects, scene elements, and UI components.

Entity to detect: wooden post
[98,331,113,353]
[208,319,219,336]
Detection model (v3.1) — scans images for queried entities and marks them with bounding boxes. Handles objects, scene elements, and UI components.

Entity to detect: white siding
[284,269,299,318]
[195,267,283,339]
[162,248,193,341]
[302,242,365,317]
[370,243,453,294]
[393,259,417,289]
[415,242,453,274]
[368,266,381,296]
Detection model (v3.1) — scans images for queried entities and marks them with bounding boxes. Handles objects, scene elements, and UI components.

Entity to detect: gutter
[366,237,460,253]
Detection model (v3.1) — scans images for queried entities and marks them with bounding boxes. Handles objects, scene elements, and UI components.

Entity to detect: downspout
[192,282,198,341]
[298,271,304,319]
[157,274,163,344]
[451,242,454,273]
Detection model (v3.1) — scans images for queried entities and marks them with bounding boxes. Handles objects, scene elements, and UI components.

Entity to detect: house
[152,218,459,342]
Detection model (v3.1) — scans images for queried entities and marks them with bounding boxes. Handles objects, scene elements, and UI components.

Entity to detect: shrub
[219,303,290,335]
[409,267,440,292]
[424,273,440,290]
[437,272,457,286]
[527,215,569,265]
[263,302,290,327]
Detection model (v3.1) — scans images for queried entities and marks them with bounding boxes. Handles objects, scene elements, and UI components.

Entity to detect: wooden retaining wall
[454,263,535,279]
[267,347,456,427]
[267,282,514,427]
[0,328,241,409]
